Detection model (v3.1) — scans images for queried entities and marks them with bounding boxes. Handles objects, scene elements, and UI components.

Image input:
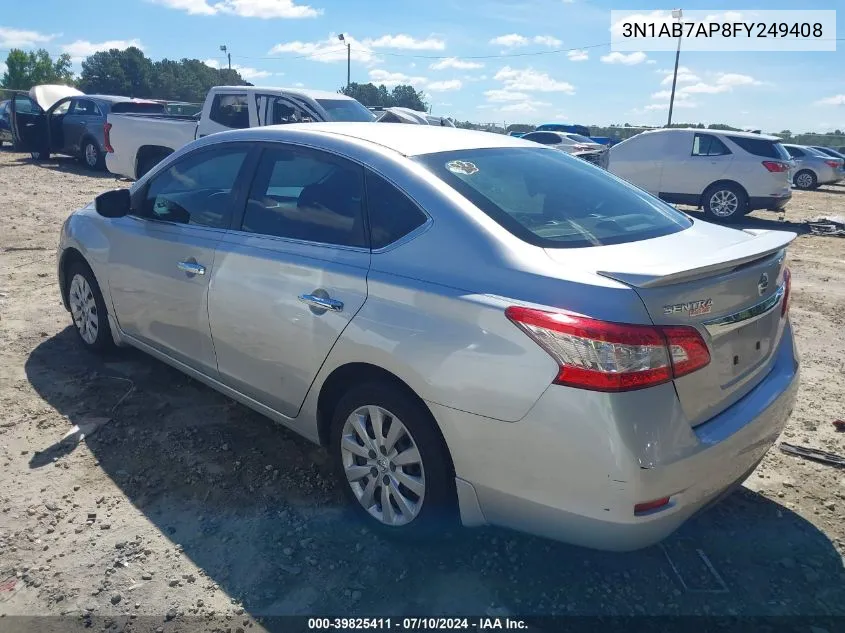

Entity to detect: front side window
[52,100,71,116]
[692,134,731,157]
[138,146,249,228]
[241,146,366,247]
[209,93,249,129]
[415,148,691,248]
[256,94,307,125]
[365,172,428,249]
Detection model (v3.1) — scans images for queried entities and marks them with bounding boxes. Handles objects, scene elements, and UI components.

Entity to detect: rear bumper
[748,192,791,211]
[436,322,800,551]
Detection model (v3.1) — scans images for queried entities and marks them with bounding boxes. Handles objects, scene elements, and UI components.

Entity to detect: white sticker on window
[446,160,479,176]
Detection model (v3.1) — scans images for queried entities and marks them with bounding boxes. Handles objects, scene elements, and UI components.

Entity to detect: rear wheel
[330,382,457,540]
[81,139,104,170]
[793,170,817,190]
[702,183,747,223]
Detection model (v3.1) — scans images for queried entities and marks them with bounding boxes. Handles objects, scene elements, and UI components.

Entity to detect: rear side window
[415,148,691,249]
[784,146,804,158]
[692,133,731,156]
[727,136,790,160]
[210,93,249,129]
[365,172,428,249]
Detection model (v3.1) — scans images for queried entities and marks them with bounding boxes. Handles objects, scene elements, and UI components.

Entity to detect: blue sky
[1,0,843,131]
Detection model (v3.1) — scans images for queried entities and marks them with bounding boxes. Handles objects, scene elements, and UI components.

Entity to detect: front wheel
[702,183,747,223]
[330,383,457,540]
[67,263,114,353]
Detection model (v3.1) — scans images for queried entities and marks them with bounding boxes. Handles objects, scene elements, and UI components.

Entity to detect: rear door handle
[298,293,343,312]
[177,260,206,276]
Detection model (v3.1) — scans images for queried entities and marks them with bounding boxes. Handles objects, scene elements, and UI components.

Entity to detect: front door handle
[177,260,206,276]
[298,293,343,312]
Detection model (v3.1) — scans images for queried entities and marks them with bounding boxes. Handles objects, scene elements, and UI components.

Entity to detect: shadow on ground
[4,151,121,180]
[24,329,845,628]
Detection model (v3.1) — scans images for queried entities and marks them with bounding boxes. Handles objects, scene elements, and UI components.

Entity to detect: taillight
[505,307,711,392]
[824,159,840,169]
[634,497,671,515]
[782,267,791,317]
[103,122,113,153]
[762,161,789,173]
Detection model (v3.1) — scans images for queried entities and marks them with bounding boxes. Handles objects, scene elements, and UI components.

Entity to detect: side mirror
[95,189,131,218]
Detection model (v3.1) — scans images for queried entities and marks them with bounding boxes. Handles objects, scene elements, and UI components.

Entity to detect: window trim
[225,140,432,253]
[691,132,732,157]
[129,142,259,232]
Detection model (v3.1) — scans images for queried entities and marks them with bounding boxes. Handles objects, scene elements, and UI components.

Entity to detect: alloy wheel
[69,274,99,345]
[709,190,739,217]
[85,143,98,167]
[340,405,426,526]
[795,172,813,189]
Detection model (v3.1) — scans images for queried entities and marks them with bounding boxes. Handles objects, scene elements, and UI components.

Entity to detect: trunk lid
[544,222,795,425]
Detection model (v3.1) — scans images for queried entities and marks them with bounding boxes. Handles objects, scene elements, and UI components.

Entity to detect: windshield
[415,148,691,248]
[316,99,377,122]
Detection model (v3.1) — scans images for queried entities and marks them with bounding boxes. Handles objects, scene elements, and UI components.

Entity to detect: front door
[106,143,255,375]
[209,143,370,418]
[9,95,47,154]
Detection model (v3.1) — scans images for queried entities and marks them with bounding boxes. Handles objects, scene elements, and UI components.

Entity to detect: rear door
[197,92,250,138]
[208,143,370,418]
[608,132,668,194]
[10,94,47,153]
[63,98,98,153]
[660,132,734,200]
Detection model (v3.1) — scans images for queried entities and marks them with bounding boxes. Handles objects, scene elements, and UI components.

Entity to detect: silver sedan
[58,123,800,551]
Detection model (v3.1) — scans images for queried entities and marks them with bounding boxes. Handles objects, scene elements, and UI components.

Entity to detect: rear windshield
[415,148,692,248]
[111,102,167,114]
[316,99,377,122]
[565,133,594,144]
[727,136,790,160]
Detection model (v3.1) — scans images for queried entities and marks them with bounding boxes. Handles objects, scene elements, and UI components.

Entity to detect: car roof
[224,122,537,157]
[211,85,356,101]
[643,127,781,142]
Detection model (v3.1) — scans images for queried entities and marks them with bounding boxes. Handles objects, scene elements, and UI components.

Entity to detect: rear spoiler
[598,229,797,288]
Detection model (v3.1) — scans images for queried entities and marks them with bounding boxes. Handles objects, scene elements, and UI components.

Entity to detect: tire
[793,169,817,190]
[702,182,747,223]
[329,382,457,540]
[81,138,104,170]
[66,262,115,353]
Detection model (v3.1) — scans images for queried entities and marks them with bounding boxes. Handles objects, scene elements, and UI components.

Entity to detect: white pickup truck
[104,85,376,180]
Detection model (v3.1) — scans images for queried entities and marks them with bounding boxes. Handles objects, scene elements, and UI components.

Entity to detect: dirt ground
[0,147,844,632]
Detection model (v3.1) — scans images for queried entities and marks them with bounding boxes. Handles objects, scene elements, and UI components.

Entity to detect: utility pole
[338,34,351,88]
[666,9,683,127]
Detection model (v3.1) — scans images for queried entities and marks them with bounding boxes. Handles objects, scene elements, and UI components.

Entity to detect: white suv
[609,128,792,222]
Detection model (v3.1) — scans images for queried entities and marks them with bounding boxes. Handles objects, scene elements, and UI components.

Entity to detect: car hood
[30,84,84,111]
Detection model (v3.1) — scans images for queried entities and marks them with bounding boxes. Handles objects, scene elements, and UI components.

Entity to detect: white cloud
[501,101,550,113]
[601,51,648,65]
[369,68,427,87]
[270,33,377,64]
[567,49,588,62]
[427,79,462,91]
[0,61,5,76]
[484,89,530,102]
[494,66,575,93]
[365,34,445,50]
[204,58,271,80]
[645,100,697,111]
[533,35,562,48]
[151,0,321,18]
[656,72,763,98]
[293,81,305,87]
[430,57,483,70]
[646,59,657,64]
[562,0,575,3]
[659,66,699,86]
[0,26,57,48]
[62,39,143,62]
[816,95,845,106]
[490,33,528,48]
[716,72,762,88]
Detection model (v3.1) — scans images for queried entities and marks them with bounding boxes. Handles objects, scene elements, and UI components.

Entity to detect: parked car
[521,130,609,169]
[782,144,844,190]
[810,146,845,161]
[58,123,799,551]
[11,88,167,169]
[370,106,455,127]
[104,85,376,180]
[0,100,11,146]
[507,131,526,138]
[609,128,792,222]
[535,122,591,137]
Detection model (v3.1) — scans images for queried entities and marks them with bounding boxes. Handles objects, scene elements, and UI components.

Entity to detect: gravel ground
[0,148,844,632]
